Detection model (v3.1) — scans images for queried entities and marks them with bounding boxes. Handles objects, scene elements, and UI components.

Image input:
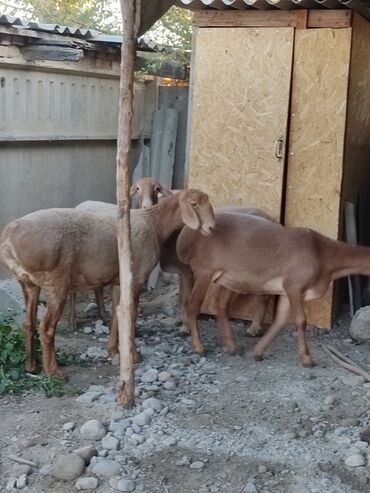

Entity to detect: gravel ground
[1,277,370,493]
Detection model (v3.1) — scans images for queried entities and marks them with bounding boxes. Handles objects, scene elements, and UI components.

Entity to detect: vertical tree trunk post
[116,0,141,407]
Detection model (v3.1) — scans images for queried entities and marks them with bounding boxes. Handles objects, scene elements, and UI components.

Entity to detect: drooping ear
[130,184,138,197]
[180,200,200,230]
[159,185,173,197]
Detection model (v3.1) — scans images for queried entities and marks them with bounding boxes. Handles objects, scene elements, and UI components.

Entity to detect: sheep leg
[289,293,314,368]
[21,282,40,373]
[95,287,110,324]
[68,293,76,330]
[39,291,67,377]
[247,295,270,336]
[216,286,238,354]
[178,267,194,336]
[187,274,212,354]
[107,284,120,357]
[254,295,291,361]
[107,284,141,363]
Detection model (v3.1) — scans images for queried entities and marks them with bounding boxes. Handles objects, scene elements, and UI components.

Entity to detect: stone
[80,347,108,360]
[128,433,145,445]
[345,454,366,467]
[244,483,257,493]
[80,420,106,440]
[176,456,190,466]
[76,391,103,403]
[84,302,97,314]
[349,306,370,341]
[52,454,85,481]
[158,371,172,382]
[83,326,93,334]
[73,446,98,465]
[91,460,121,477]
[142,398,164,411]
[190,461,205,470]
[323,395,336,406]
[109,419,131,434]
[75,477,98,490]
[116,479,136,492]
[15,474,28,489]
[39,464,53,476]
[62,421,75,432]
[341,375,366,386]
[163,436,177,446]
[94,320,109,335]
[101,433,120,450]
[163,381,176,390]
[6,479,16,491]
[258,465,268,474]
[133,411,151,427]
[141,369,158,383]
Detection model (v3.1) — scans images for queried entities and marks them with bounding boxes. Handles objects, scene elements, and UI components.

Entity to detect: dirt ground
[1,278,370,493]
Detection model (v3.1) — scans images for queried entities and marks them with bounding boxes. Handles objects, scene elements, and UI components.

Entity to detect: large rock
[116,479,136,492]
[52,454,85,481]
[91,460,121,477]
[75,477,99,490]
[349,306,370,341]
[80,420,107,440]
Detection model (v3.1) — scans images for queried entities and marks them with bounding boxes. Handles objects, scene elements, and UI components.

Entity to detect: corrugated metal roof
[0,13,164,51]
[175,0,370,18]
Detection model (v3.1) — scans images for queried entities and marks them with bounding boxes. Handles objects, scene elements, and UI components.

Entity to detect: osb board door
[285,28,351,329]
[188,27,294,220]
[187,27,294,322]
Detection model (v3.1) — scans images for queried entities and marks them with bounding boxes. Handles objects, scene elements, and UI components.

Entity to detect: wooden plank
[150,107,178,187]
[159,86,189,188]
[307,10,352,29]
[187,27,294,220]
[284,28,351,328]
[193,10,308,28]
[342,13,370,205]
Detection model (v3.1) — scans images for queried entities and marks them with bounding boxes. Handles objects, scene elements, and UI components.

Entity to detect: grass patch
[0,313,65,397]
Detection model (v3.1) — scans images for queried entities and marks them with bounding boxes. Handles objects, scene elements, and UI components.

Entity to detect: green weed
[0,313,65,397]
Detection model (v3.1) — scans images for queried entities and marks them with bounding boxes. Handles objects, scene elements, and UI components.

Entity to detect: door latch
[274,136,284,159]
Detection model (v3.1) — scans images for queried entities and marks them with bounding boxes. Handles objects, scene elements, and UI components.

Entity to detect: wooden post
[116,0,141,407]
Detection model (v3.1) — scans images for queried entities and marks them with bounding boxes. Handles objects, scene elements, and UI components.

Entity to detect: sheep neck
[327,241,370,280]
[144,194,183,246]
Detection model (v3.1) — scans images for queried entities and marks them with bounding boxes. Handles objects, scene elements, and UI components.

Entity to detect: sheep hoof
[302,359,315,368]
[224,345,239,355]
[247,325,263,337]
[179,326,190,337]
[26,361,38,374]
[193,344,205,355]
[47,368,67,380]
[254,354,264,362]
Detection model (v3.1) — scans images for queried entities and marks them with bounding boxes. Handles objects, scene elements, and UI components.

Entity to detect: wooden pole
[116,0,141,407]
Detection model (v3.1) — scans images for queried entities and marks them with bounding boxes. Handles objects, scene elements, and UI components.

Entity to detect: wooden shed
[176,2,370,328]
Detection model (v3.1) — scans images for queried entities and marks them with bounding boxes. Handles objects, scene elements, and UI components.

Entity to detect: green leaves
[0,314,65,397]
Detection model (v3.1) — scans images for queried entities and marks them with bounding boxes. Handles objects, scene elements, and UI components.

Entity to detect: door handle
[275,136,284,159]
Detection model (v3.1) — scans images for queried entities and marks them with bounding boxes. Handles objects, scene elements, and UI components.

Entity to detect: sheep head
[179,189,215,236]
[130,177,172,209]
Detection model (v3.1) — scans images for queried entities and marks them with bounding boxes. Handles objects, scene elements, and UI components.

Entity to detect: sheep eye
[136,186,140,191]
[191,202,198,208]
[155,186,160,192]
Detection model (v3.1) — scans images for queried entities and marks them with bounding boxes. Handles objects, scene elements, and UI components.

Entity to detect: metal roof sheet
[175,0,370,18]
[0,13,165,51]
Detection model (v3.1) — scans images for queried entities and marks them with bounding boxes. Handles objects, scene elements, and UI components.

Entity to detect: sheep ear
[130,185,137,197]
[159,185,173,197]
[181,201,200,230]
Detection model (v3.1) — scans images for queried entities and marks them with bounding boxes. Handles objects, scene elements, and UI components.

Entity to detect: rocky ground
[1,277,370,493]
